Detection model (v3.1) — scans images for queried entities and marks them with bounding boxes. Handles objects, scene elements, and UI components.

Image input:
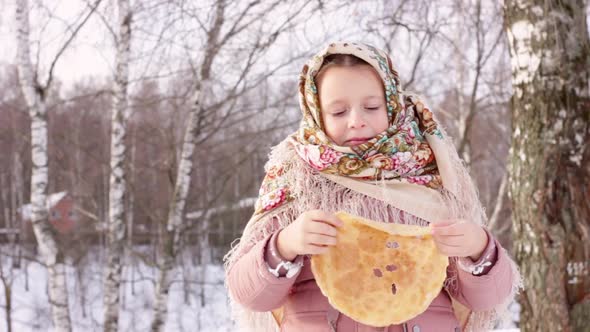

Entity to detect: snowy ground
[0,247,520,331]
[0,248,235,332]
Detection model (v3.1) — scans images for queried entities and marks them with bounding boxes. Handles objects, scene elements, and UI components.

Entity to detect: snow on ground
[0,248,235,331]
[0,247,520,331]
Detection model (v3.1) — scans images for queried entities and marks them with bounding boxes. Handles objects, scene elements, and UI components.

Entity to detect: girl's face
[318,65,389,146]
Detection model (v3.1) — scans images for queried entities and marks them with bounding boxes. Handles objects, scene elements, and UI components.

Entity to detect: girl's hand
[277,210,343,261]
[430,219,488,261]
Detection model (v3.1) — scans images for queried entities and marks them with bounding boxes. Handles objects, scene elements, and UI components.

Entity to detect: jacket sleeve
[445,235,515,311]
[226,230,303,312]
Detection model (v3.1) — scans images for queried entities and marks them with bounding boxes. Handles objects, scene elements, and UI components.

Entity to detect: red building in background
[20,191,77,236]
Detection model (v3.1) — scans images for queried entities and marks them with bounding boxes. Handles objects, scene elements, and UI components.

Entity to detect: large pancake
[310,211,449,327]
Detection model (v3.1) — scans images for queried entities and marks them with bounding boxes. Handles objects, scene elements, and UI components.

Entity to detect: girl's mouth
[345,137,370,145]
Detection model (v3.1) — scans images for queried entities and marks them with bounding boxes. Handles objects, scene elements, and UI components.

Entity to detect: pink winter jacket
[226,222,515,332]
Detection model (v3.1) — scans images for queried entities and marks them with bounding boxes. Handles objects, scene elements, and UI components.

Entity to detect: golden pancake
[311,211,449,327]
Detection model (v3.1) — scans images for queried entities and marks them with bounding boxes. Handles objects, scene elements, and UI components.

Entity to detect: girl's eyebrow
[325,100,346,109]
[364,95,383,101]
[326,95,383,108]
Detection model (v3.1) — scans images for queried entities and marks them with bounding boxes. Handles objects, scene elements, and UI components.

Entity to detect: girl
[224,42,521,332]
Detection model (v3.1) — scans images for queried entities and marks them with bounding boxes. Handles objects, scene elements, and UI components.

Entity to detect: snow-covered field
[0,248,235,332]
[0,247,519,331]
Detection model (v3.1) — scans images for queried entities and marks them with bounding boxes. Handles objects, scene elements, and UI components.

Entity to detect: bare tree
[102,0,131,330]
[0,249,14,332]
[504,0,590,330]
[448,1,506,165]
[148,0,245,328]
[444,0,512,236]
[149,0,315,329]
[15,0,101,330]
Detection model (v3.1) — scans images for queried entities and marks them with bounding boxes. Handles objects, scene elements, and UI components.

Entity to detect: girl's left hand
[430,219,488,261]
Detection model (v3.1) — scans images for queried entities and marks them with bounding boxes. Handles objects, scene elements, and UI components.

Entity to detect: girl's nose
[348,108,366,128]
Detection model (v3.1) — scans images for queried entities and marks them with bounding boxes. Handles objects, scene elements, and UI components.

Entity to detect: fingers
[307,233,338,247]
[307,221,339,237]
[307,210,343,228]
[301,210,343,256]
[432,229,463,256]
[432,221,464,256]
[431,219,465,237]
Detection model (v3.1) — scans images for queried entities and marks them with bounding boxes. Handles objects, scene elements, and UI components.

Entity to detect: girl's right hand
[276,210,343,261]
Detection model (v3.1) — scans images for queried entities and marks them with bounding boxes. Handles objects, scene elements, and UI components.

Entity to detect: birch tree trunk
[0,264,12,332]
[103,0,131,330]
[150,1,225,329]
[13,154,24,270]
[150,86,208,332]
[148,0,312,328]
[15,1,72,331]
[127,127,136,298]
[503,0,590,330]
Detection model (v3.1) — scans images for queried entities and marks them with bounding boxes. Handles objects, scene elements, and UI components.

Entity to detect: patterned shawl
[255,42,444,217]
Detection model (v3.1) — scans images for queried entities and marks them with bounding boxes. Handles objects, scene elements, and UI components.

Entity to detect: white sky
[0,1,428,88]
[0,0,115,86]
[1,0,588,99]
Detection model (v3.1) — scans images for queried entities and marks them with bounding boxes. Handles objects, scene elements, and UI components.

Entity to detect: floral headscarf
[255,42,443,215]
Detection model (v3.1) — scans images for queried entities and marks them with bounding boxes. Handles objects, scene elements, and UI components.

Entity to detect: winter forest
[0,0,588,331]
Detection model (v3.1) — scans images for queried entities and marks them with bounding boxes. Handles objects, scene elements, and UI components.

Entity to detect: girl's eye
[332,110,346,116]
[366,106,380,111]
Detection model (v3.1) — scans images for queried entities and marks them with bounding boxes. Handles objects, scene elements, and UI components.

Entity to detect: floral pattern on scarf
[254,42,444,215]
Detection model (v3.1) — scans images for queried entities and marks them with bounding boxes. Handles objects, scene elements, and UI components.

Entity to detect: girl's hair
[315,54,371,82]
